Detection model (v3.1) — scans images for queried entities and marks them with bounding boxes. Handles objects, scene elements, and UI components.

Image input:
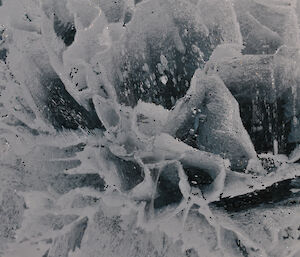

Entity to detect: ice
[197,0,242,45]
[1,0,300,256]
[235,11,283,54]
[234,0,300,51]
[205,43,300,154]
[81,0,244,108]
[165,69,258,171]
[47,216,88,257]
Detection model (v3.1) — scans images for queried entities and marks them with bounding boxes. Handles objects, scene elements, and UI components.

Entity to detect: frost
[1,0,300,257]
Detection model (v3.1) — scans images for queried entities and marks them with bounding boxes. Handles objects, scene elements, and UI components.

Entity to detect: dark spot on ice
[53,16,76,47]
[123,11,133,25]
[0,48,7,62]
[134,0,143,4]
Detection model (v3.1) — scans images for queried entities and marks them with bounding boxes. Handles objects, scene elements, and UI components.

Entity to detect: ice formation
[1,0,300,257]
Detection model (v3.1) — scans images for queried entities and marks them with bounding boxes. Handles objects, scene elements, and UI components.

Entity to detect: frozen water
[1,0,300,256]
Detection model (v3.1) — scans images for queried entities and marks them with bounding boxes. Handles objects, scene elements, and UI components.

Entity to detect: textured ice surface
[1,0,300,256]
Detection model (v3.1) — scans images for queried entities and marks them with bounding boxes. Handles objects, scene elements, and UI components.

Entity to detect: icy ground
[1,0,300,256]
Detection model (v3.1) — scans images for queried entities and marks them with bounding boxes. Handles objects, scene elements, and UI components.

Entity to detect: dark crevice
[46,77,103,130]
[235,239,249,257]
[0,48,7,62]
[213,177,300,212]
[239,94,296,155]
[115,158,144,191]
[53,15,76,46]
[154,164,183,209]
[184,167,213,190]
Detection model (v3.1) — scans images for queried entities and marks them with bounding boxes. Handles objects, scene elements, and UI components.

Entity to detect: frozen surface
[1,0,300,256]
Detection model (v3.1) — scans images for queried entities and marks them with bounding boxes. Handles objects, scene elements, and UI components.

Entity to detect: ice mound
[206,43,300,154]
[164,69,258,171]
[234,0,299,54]
[85,0,243,108]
